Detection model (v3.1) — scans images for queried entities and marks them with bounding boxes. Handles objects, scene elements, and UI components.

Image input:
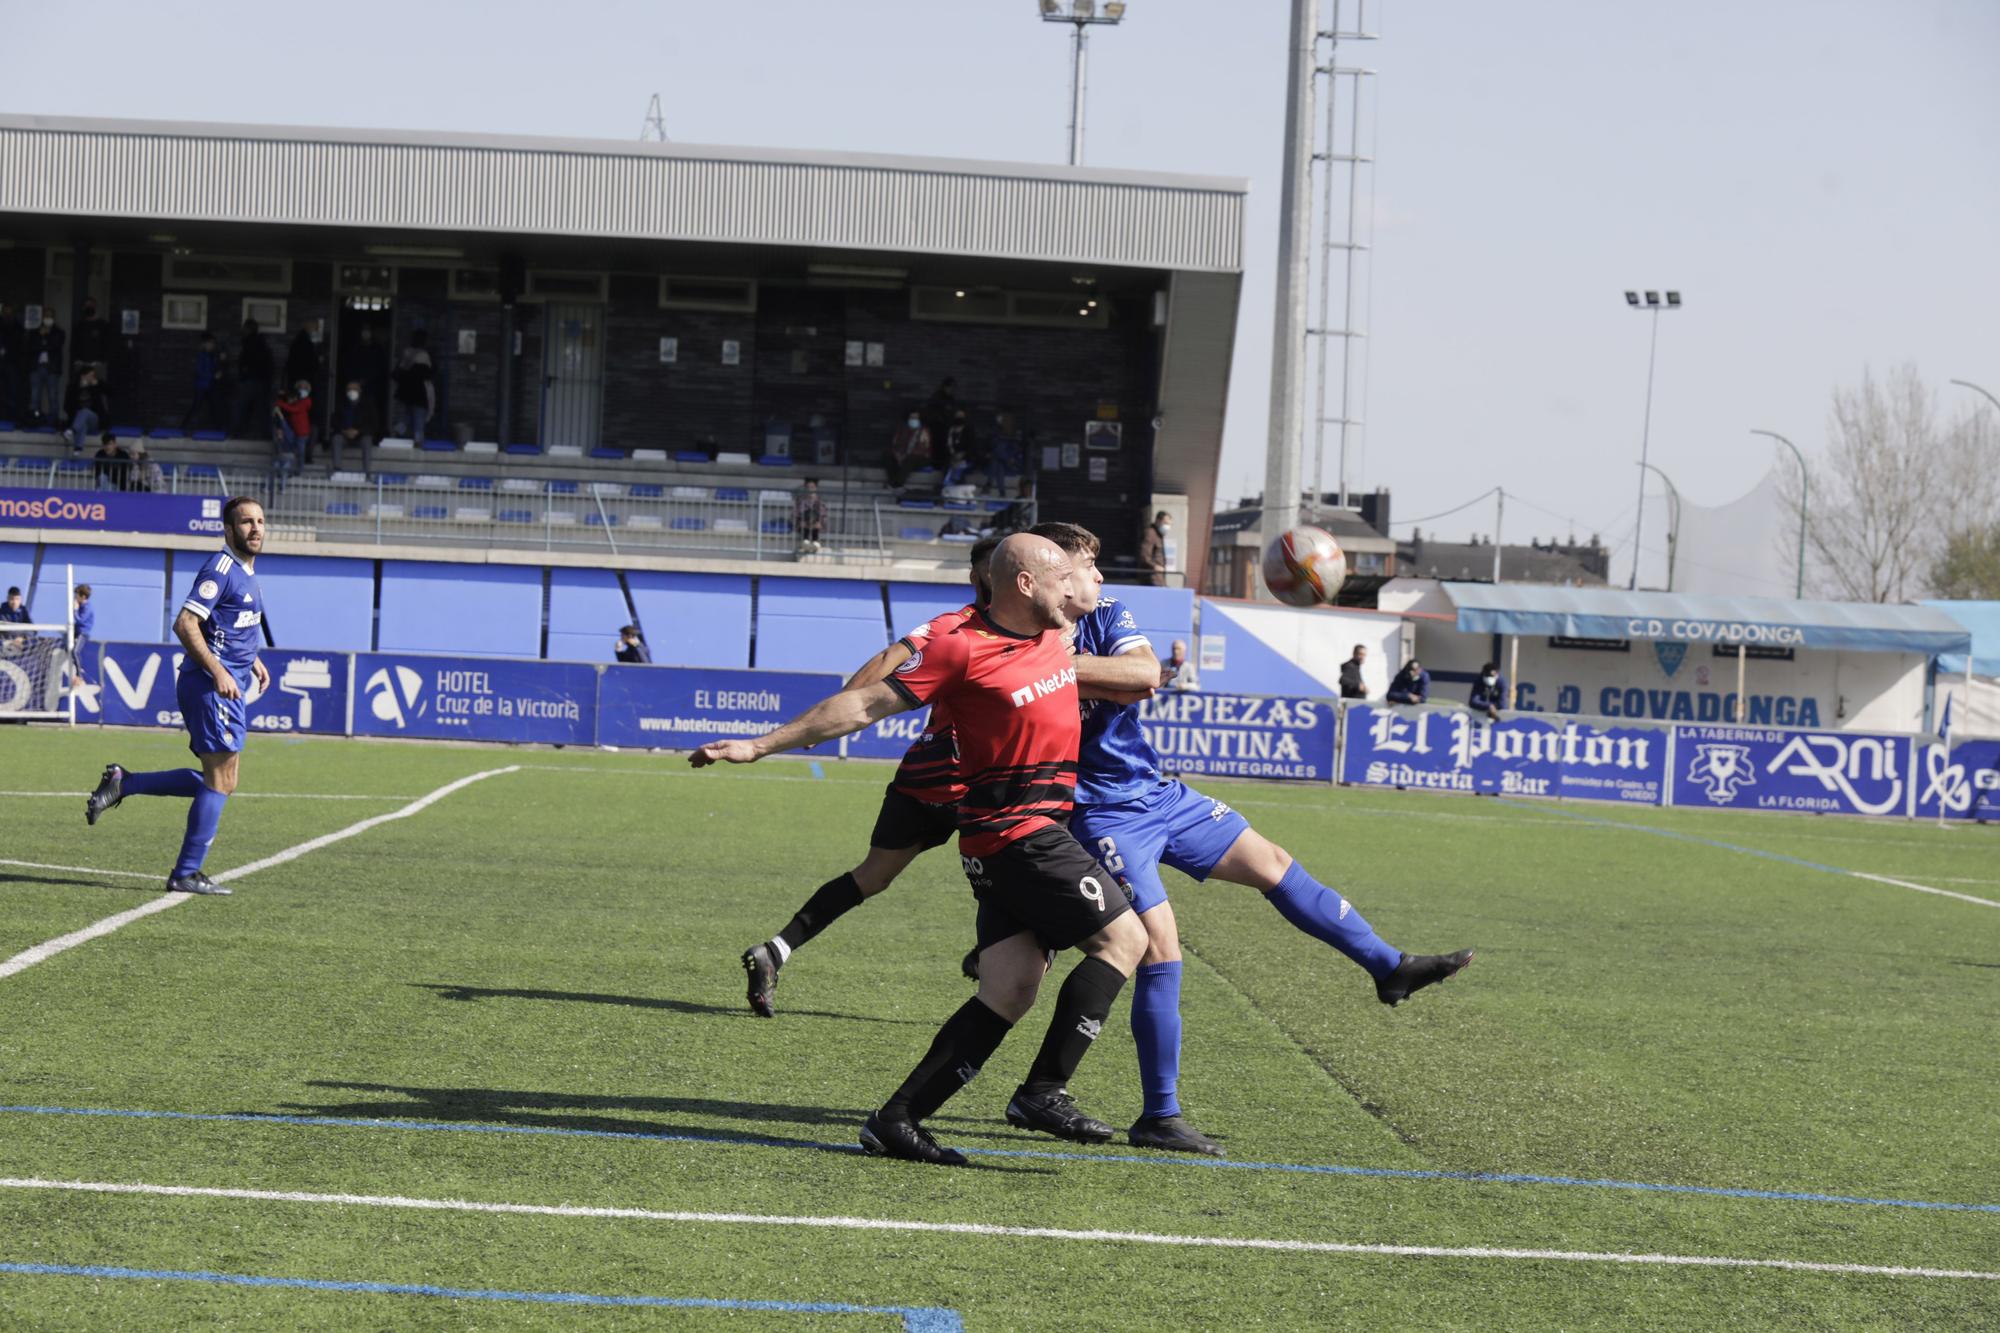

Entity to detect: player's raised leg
[1206,824,1472,1006]
[742,836,929,1017]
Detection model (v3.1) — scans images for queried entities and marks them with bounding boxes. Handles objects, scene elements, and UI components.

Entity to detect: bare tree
[1776,365,1997,603]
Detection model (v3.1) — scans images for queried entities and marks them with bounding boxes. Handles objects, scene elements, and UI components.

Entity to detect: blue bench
[900,526,936,541]
[715,487,750,502]
[898,497,936,510]
[586,512,617,527]
[326,502,362,517]
[505,443,541,456]
[547,480,580,495]
[110,425,147,438]
[762,518,792,534]
[674,450,711,463]
[497,509,535,524]
[671,516,706,531]
[411,504,449,520]
[629,484,664,499]
[420,439,457,452]
[191,430,227,442]
[375,473,410,486]
[458,476,494,490]
[756,455,794,467]
[147,428,186,441]
[590,447,624,460]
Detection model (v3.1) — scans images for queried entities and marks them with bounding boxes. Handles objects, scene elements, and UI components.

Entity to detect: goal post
[0,563,78,723]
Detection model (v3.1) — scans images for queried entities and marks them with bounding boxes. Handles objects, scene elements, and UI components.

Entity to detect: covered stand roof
[1443,584,1973,657]
[1922,601,2000,675]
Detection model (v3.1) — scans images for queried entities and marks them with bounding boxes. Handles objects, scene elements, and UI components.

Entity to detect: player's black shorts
[965,825,1134,953]
[869,784,958,852]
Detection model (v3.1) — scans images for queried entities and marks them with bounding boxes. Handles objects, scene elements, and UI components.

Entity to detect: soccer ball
[1261,525,1348,606]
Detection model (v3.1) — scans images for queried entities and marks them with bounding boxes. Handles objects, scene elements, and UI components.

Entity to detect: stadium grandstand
[0,114,1243,585]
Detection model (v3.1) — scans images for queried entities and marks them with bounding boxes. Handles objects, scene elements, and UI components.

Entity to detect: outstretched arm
[1074,642,1161,692]
[690,679,912,767]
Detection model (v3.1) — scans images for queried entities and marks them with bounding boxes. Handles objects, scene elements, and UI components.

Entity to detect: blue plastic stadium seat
[326,501,362,517]
[629,484,664,499]
[420,439,457,452]
[670,516,706,531]
[715,487,750,502]
[497,509,535,523]
[590,447,624,460]
[547,480,580,495]
[756,455,794,467]
[109,424,147,438]
[762,518,793,534]
[983,498,1011,511]
[155,462,177,477]
[375,473,410,485]
[186,464,222,480]
[898,497,936,510]
[191,430,227,442]
[411,504,449,520]
[504,443,541,456]
[147,428,186,440]
[674,450,711,463]
[900,526,936,541]
[22,424,59,435]
[585,512,617,527]
[940,531,979,544]
[57,458,91,474]
[942,499,976,511]
[458,476,494,490]
[0,420,13,432]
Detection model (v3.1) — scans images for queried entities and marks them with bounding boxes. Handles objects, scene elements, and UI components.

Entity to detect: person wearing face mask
[886,410,931,489]
[27,310,65,424]
[1469,660,1509,722]
[1386,657,1431,706]
[63,364,110,451]
[1138,510,1171,586]
[271,380,314,488]
[329,379,372,474]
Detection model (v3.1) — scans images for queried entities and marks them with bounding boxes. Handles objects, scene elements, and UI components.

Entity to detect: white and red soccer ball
[1261,525,1348,607]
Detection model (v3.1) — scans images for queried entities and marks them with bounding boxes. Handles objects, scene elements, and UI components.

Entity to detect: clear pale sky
[10,0,1996,586]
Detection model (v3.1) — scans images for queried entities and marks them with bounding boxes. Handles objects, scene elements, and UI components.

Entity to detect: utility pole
[640,94,668,143]
[1261,0,1319,595]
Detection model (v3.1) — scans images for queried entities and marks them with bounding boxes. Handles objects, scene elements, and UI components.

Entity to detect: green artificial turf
[0,726,1994,1329]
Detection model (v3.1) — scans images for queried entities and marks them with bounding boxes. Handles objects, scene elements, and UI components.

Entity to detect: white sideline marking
[0,1177,1991,1283]
[0,859,160,883]
[1846,872,2000,912]
[0,791,419,801]
[0,767,519,981]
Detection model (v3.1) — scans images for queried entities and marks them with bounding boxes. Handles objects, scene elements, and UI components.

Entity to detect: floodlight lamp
[1624,291,1639,306]
[1040,0,1060,15]
[1105,1,1127,17]
[1644,291,1661,306]
[1665,291,1681,307]
[1075,0,1095,18]
[954,290,966,298]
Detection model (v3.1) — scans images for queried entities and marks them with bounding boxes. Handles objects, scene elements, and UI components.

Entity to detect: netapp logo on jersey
[1008,666,1077,708]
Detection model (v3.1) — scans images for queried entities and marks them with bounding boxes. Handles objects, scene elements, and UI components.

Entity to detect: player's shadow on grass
[282,1081,1045,1174]
[1,871,139,891]
[417,982,928,1027]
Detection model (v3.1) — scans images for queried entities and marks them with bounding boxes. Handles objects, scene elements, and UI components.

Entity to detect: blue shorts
[1070,780,1250,914]
[176,668,248,756]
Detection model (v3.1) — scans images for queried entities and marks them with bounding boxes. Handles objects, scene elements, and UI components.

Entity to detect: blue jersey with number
[1073,596,1163,805]
[178,549,264,679]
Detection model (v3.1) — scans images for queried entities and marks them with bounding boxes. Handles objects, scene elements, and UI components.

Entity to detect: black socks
[886,998,1015,1122]
[777,872,865,953]
[1021,956,1127,1097]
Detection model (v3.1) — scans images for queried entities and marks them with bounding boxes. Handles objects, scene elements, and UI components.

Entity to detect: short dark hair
[6,586,20,598]
[621,625,642,638]
[1154,511,1170,521]
[76,584,92,598]
[222,495,263,526]
[1028,521,1100,558]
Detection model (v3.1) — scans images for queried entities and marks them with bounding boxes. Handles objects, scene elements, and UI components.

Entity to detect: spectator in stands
[795,479,828,555]
[92,432,131,491]
[616,625,651,664]
[995,476,1036,531]
[1,587,28,625]
[63,364,110,451]
[271,381,313,488]
[285,323,320,394]
[393,333,436,441]
[922,375,958,438]
[131,442,163,494]
[0,303,21,423]
[1386,658,1431,706]
[329,379,371,475]
[231,318,273,438]
[182,332,227,432]
[941,407,983,484]
[1166,639,1200,692]
[72,299,113,372]
[1339,644,1370,700]
[885,411,930,488]
[1469,661,1508,722]
[1138,511,1170,586]
[72,584,94,676]
[340,325,391,435]
[27,310,65,425]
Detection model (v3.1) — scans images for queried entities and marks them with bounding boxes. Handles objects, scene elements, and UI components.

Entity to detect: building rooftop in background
[1399,529,1609,586]
[1207,491,1396,602]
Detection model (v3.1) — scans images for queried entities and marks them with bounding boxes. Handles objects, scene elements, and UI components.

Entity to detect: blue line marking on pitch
[0,1262,963,1330]
[1497,800,1926,883]
[810,761,827,780]
[5,1104,1995,1215]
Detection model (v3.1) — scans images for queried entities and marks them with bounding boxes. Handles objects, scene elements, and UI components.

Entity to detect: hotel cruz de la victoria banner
[43,643,1996,823]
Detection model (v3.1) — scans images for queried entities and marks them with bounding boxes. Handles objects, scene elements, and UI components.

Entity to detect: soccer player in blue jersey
[1029,522,1473,1156]
[84,496,270,896]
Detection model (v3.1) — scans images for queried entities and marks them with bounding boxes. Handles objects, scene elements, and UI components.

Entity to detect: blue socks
[1131,960,1184,1120]
[121,768,204,799]
[1266,860,1402,980]
[171,785,230,880]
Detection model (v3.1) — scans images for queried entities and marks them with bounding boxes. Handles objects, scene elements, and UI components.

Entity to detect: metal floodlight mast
[1623,286,1682,589]
[1040,0,1128,165]
[1752,428,1809,598]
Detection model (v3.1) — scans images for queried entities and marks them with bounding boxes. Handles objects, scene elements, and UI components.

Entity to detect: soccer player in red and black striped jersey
[737,535,999,1017]
[693,534,1150,1165]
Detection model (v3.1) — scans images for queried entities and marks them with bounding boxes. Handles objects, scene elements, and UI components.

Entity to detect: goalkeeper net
[0,622,73,719]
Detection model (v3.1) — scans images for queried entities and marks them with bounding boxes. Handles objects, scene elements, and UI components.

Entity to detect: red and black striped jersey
[889,604,976,804]
[884,608,1079,857]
